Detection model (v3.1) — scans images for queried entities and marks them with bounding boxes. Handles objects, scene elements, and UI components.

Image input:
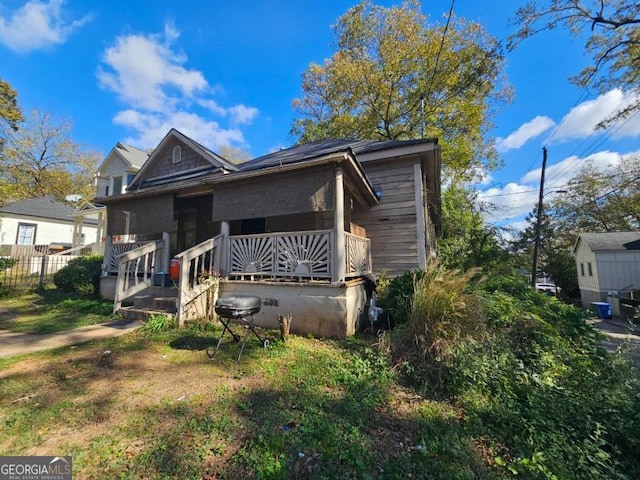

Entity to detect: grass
[0,321,498,479]
[0,287,115,334]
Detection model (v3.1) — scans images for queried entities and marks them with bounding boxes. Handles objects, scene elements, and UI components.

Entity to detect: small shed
[573,231,640,308]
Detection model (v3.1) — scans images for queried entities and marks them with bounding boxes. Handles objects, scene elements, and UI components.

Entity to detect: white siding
[595,251,640,292]
[96,154,131,196]
[574,239,599,291]
[0,214,98,246]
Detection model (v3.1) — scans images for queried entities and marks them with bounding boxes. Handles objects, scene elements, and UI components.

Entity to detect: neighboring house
[573,231,640,308]
[94,142,149,197]
[97,129,441,338]
[0,196,99,253]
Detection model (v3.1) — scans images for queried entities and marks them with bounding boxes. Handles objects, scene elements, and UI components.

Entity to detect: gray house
[573,231,640,308]
[97,129,441,338]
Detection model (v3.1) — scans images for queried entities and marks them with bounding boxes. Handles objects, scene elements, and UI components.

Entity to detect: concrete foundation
[101,276,368,338]
[218,279,367,339]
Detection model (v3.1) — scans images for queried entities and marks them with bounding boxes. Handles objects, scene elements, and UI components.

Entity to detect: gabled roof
[239,137,439,172]
[116,143,149,168]
[575,232,640,252]
[96,142,149,175]
[127,128,238,190]
[0,196,76,222]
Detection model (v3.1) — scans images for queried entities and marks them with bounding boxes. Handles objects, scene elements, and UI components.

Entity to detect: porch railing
[345,232,372,276]
[113,240,164,313]
[52,242,101,257]
[174,235,222,327]
[229,230,333,281]
[104,241,150,274]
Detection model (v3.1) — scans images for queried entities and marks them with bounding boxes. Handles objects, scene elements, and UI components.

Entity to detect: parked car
[536,283,558,295]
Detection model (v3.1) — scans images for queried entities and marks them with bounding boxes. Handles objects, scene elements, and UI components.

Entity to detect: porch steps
[117,288,178,323]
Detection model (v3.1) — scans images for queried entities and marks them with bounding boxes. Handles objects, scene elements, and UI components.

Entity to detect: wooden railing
[112,240,164,313]
[345,232,371,276]
[228,230,340,281]
[174,235,222,327]
[105,241,149,274]
[51,242,100,256]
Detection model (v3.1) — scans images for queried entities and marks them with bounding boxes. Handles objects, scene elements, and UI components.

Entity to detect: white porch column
[72,218,80,247]
[333,167,346,284]
[96,210,104,245]
[414,161,427,270]
[218,221,230,277]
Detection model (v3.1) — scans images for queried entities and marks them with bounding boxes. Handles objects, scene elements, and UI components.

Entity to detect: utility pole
[531,147,547,288]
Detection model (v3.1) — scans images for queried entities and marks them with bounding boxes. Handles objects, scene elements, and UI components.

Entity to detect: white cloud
[495,115,555,152]
[114,109,244,150]
[481,149,640,226]
[198,100,259,125]
[553,89,640,141]
[478,182,539,222]
[521,150,624,186]
[99,24,258,150]
[0,0,91,53]
[98,30,208,112]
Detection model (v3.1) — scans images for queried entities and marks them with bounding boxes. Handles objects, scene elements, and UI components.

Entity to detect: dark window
[580,263,585,276]
[231,218,266,235]
[105,185,110,196]
[127,173,136,185]
[16,223,37,245]
[588,262,593,276]
[112,176,123,195]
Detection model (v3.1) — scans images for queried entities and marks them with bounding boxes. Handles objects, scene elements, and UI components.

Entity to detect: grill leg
[208,317,240,359]
[237,315,264,361]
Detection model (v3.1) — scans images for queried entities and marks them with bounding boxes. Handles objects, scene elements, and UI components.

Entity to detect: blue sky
[1,0,638,229]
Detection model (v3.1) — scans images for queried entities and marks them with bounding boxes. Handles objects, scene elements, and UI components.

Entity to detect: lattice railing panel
[345,233,371,276]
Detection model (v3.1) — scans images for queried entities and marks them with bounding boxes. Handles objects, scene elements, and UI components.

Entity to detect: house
[573,231,640,308]
[71,142,151,244]
[94,142,149,197]
[97,129,441,338]
[0,196,99,255]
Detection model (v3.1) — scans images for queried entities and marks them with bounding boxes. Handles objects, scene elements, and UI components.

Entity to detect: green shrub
[53,255,103,295]
[0,257,17,270]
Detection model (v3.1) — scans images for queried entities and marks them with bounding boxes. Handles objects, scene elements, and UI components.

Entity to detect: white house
[94,142,149,197]
[0,196,99,252]
[573,231,640,308]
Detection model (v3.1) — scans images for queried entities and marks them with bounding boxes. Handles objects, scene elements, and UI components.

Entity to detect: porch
[101,229,372,338]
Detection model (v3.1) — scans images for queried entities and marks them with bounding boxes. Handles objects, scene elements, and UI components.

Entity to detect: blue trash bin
[591,302,612,319]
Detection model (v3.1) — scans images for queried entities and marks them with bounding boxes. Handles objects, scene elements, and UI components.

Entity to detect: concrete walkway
[0,320,142,359]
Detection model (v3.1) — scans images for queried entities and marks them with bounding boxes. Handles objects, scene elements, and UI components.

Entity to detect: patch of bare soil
[0,336,268,460]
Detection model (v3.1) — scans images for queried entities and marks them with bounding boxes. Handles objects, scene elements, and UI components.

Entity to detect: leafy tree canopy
[509,0,640,127]
[549,153,640,233]
[291,0,512,182]
[0,78,23,132]
[0,110,100,205]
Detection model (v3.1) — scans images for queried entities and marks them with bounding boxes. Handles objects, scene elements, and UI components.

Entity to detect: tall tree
[439,185,512,271]
[0,78,23,133]
[291,0,512,181]
[549,154,640,233]
[217,144,252,164]
[508,0,640,127]
[0,110,100,205]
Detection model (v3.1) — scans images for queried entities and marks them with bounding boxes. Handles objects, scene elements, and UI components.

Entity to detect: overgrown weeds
[381,267,640,479]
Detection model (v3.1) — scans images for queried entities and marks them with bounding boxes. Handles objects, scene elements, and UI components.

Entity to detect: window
[580,263,585,276]
[172,145,182,163]
[105,185,110,196]
[16,223,37,245]
[112,176,123,195]
[588,262,593,276]
[127,173,136,185]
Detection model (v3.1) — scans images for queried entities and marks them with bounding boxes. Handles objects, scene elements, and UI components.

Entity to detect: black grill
[214,295,261,318]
